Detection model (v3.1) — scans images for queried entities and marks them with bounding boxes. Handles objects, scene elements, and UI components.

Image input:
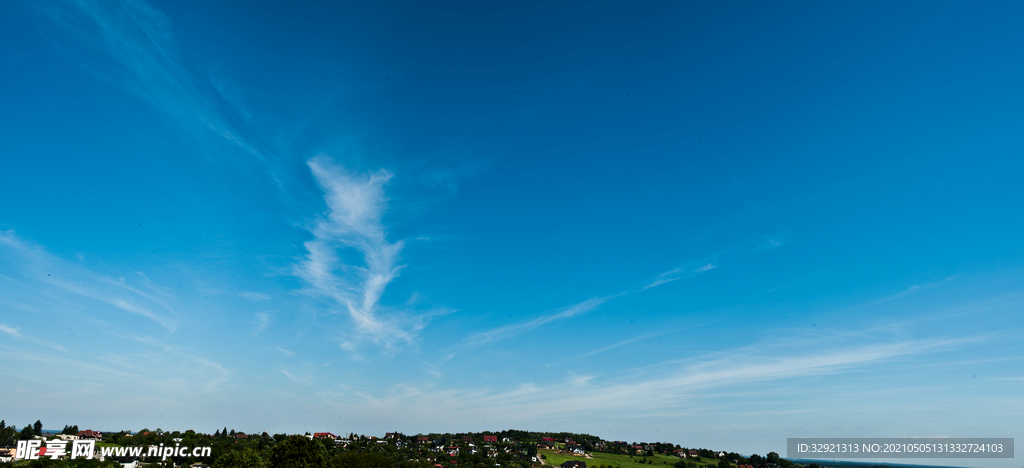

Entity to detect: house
[77,430,102,439]
[462,436,473,442]
[483,435,498,443]
[235,433,248,439]
[313,432,337,439]
[688,450,699,458]
[560,461,586,468]
[418,436,430,443]
[541,437,554,442]
[567,445,585,455]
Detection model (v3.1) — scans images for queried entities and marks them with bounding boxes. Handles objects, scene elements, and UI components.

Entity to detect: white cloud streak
[577,332,666,358]
[0,230,179,331]
[31,0,268,160]
[461,296,613,347]
[295,157,410,346]
[0,323,22,337]
[642,263,717,290]
[253,313,271,336]
[330,336,969,426]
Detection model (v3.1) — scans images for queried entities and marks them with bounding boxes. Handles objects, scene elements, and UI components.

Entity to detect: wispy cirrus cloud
[0,230,179,331]
[0,323,22,337]
[327,336,971,428]
[461,259,722,348]
[294,157,414,347]
[30,0,268,161]
[461,296,615,347]
[642,263,717,290]
[238,291,272,301]
[253,313,271,336]
[576,332,667,359]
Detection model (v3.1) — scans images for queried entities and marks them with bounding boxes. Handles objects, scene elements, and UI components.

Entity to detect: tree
[20,425,35,440]
[213,448,268,468]
[332,452,392,468]
[767,452,780,465]
[268,435,329,468]
[0,421,15,445]
[33,420,43,436]
[718,459,731,468]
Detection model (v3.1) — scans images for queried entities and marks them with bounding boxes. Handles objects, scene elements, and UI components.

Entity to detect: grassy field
[539,449,719,468]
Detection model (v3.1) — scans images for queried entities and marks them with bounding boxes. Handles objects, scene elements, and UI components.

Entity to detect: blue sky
[1,0,1023,465]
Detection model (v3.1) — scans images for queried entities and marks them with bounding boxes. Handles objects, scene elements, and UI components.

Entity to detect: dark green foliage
[268,436,329,468]
[213,447,268,468]
[0,420,16,445]
[14,458,121,468]
[331,452,392,468]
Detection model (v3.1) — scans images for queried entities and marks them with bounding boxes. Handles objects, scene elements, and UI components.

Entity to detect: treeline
[0,419,45,445]
[10,429,536,468]
[5,422,812,468]
[673,452,795,468]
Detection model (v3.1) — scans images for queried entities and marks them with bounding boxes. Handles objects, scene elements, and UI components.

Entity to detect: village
[0,423,794,468]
